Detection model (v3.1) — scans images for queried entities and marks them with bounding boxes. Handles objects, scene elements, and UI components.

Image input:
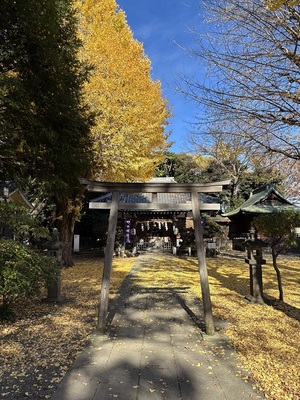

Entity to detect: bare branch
[177,0,300,161]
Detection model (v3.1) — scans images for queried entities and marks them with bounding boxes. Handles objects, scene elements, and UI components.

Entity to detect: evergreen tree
[0,0,93,265]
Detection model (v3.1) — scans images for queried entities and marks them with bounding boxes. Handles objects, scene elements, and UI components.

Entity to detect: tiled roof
[92,191,220,205]
[91,176,221,208]
[223,185,300,217]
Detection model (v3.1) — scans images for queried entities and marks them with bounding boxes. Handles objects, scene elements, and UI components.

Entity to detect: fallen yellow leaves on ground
[0,255,135,400]
[206,254,300,400]
[1,251,299,400]
[133,252,300,400]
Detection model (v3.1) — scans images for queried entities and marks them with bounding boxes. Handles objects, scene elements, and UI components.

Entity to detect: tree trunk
[271,246,284,301]
[59,210,76,267]
[55,195,82,267]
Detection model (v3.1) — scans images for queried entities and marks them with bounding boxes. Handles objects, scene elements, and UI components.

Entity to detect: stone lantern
[244,226,267,304]
[42,228,64,302]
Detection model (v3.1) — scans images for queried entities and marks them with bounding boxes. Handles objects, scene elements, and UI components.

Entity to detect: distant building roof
[0,182,33,209]
[223,185,300,218]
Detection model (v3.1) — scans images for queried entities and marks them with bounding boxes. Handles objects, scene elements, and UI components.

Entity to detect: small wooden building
[222,185,300,249]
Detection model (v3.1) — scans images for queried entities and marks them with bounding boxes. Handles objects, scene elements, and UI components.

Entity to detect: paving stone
[50,253,264,400]
[93,381,139,400]
[138,367,182,400]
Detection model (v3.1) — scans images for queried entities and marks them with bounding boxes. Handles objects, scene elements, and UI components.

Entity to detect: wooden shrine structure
[80,178,231,336]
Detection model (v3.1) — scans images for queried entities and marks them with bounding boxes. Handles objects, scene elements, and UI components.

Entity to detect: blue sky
[116,0,205,153]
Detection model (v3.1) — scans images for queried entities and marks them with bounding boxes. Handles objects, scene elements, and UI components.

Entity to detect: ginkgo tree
[266,0,299,10]
[76,0,171,182]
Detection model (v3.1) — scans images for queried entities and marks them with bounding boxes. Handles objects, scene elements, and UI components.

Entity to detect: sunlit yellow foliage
[194,154,213,171]
[76,0,171,181]
[265,0,299,10]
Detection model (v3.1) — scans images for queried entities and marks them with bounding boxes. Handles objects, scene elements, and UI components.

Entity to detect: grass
[0,251,299,399]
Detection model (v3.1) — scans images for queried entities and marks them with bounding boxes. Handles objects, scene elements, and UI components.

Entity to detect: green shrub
[202,215,222,238]
[0,238,59,307]
[0,201,50,244]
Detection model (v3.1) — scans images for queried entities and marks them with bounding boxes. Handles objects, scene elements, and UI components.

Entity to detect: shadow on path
[50,253,264,400]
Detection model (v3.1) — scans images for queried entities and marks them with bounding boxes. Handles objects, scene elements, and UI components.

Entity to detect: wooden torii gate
[80,179,230,336]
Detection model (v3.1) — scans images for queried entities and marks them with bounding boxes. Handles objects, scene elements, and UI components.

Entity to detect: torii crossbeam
[80,179,231,336]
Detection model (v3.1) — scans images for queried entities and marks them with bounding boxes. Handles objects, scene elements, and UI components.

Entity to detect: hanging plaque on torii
[80,179,231,336]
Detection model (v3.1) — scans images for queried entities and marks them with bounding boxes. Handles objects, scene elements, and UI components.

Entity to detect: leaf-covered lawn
[133,252,300,400]
[0,256,135,400]
[1,252,299,400]
[206,253,300,400]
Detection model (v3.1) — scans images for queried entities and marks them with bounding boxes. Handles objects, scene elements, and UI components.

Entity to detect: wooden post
[97,191,120,334]
[191,191,215,335]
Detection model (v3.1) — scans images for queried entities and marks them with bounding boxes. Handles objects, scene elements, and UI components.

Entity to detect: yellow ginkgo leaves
[76,0,171,182]
[265,0,299,10]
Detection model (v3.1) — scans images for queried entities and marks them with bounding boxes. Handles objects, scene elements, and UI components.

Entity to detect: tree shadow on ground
[50,253,265,400]
[264,295,300,322]
[208,254,300,324]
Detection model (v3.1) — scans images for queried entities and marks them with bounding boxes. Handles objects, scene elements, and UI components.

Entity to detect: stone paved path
[51,253,264,400]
